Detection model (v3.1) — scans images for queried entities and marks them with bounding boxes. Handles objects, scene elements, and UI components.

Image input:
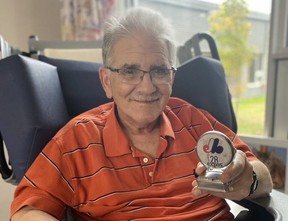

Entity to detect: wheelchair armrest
[234,189,287,221]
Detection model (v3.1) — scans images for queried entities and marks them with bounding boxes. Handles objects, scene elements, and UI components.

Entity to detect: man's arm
[11,206,58,221]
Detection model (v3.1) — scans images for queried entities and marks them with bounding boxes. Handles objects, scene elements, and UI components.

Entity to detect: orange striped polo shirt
[11,97,255,220]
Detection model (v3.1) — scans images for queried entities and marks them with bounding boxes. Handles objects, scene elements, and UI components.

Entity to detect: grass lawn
[232,96,266,135]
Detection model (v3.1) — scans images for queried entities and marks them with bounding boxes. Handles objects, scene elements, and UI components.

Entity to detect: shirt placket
[139,155,155,184]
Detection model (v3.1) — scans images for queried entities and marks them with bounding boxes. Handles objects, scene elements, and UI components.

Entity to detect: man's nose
[137,73,156,91]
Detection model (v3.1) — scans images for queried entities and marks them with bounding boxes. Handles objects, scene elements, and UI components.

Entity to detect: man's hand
[192,150,273,201]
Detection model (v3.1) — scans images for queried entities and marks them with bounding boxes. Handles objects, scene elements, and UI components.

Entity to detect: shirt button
[143,157,149,163]
[149,171,153,177]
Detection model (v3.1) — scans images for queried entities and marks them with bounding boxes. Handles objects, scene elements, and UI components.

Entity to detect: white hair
[102,7,176,66]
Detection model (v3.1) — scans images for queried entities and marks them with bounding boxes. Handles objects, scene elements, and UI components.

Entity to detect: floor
[0,178,16,221]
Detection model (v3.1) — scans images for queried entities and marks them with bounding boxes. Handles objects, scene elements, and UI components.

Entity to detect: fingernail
[192,188,202,196]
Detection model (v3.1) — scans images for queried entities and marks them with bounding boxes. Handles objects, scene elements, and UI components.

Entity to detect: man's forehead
[114,33,166,50]
[110,34,170,66]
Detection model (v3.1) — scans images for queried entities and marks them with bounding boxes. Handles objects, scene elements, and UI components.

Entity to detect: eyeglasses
[106,66,176,85]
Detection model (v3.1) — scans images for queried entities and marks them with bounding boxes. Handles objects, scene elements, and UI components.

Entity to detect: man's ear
[99,67,113,99]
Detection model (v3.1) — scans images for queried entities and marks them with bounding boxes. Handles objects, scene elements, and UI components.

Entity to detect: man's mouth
[134,98,159,103]
[131,95,160,103]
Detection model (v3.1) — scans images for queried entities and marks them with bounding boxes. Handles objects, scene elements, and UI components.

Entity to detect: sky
[201,0,272,14]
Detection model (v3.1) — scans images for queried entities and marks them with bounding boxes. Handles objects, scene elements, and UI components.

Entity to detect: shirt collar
[160,106,175,140]
[103,104,131,157]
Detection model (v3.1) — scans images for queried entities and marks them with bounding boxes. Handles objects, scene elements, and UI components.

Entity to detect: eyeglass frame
[105,66,177,85]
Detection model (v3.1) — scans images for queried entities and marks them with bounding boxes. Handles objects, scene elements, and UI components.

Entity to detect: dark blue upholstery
[0,55,70,183]
[172,56,237,132]
[38,55,110,117]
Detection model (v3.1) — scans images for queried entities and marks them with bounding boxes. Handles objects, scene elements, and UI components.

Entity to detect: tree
[208,0,255,99]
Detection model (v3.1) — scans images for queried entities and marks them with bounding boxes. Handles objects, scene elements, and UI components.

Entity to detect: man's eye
[152,68,169,76]
[122,68,138,75]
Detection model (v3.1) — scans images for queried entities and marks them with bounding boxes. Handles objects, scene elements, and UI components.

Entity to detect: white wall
[0,0,61,51]
[0,0,61,220]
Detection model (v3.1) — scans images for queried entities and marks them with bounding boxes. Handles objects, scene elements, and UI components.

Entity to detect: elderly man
[11,7,272,221]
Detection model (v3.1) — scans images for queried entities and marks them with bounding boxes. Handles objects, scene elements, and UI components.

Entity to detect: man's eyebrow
[122,64,140,69]
[121,64,168,69]
[150,64,168,69]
